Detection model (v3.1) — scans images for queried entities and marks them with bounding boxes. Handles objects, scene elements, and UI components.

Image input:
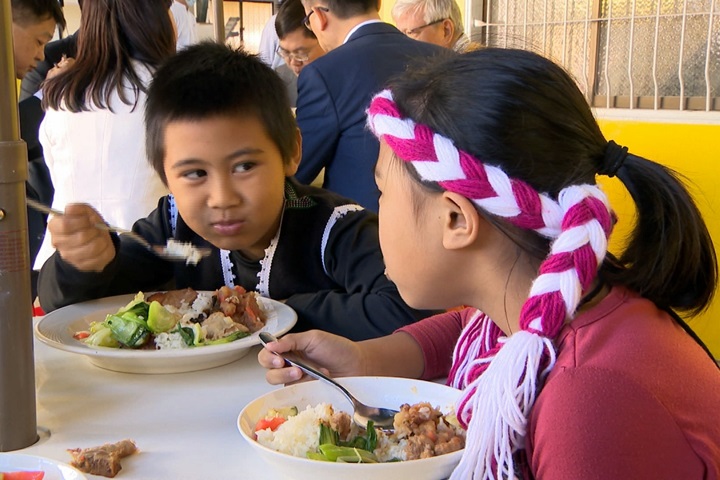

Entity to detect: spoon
[26,198,212,264]
[259,332,399,430]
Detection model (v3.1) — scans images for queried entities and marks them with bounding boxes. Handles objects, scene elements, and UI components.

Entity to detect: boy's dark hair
[390,48,717,316]
[303,0,379,19]
[276,0,317,40]
[145,42,297,184]
[11,0,66,34]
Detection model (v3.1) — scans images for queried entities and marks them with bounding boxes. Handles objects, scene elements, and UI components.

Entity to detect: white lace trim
[220,250,235,287]
[321,205,363,276]
[255,205,286,297]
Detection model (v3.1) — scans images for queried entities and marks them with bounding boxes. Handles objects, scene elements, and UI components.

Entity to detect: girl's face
[375,141,449,310]
[163,114,300,260]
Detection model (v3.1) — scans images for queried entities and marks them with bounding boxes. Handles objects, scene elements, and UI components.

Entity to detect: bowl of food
[35,287,297,374]
[237,376,464,480]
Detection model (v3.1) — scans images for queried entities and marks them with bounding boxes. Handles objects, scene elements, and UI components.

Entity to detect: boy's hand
[258,330,364,385]
[48,203,116,272]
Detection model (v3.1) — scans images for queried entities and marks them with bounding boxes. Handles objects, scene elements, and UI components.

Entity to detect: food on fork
[67,439,138,478]
[163,239,207,265]
[74,286,267,349]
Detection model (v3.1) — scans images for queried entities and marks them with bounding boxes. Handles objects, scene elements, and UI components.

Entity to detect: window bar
[486,0,492,48]
[587,0,602,105]
[562,0,569,65]
[504,0,509,48]
[704,0,716,111]
[678,0,689,110]
[603,2,613,108]
[543,0,548,52]
[652,0,661,109]
[628,0,637,108]
[523,0,529,49]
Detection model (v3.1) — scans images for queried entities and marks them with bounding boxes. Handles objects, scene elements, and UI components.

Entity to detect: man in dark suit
[294,0,443,212]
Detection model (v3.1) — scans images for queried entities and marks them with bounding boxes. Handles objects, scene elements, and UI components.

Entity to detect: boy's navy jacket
[38,179,434,340]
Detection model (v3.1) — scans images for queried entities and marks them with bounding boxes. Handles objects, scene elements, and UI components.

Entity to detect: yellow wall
[597,119,720,358]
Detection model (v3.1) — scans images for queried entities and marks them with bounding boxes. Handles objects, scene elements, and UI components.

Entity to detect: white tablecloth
[17,320,278,479]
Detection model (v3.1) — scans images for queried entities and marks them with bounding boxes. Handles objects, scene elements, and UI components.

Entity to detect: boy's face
[163,114,301,260]
[12,17,56,79]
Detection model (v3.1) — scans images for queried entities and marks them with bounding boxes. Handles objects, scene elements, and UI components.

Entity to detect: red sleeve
[395,309,467,381]
[527,366,706,479]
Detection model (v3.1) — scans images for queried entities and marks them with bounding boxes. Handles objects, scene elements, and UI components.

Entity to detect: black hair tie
[600,140,629,178]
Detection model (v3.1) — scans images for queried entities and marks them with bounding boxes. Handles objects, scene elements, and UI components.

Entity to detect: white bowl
[237,376,463,480]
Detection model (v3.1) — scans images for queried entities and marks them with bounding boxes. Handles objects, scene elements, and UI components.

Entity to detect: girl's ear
[284,127,302,176]
[440,191,481,250]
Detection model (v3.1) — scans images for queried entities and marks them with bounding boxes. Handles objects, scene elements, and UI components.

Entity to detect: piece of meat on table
[67,439,138,478]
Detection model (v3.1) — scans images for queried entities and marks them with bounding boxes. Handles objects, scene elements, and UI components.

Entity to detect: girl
[34,0,176,269]
[259,48,720,478]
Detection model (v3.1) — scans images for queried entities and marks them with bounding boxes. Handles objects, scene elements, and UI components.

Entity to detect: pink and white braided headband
[367,89,615,480]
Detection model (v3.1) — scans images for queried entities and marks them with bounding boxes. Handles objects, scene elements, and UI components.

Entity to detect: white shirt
[34,63,169,269]
[342,19,382,45]
[170,1,198,50]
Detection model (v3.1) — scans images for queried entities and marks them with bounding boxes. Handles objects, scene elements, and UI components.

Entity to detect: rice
[256,403,334,457]
[154,331,189,350]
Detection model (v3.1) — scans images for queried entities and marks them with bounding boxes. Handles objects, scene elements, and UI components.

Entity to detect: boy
[37,42,434,341]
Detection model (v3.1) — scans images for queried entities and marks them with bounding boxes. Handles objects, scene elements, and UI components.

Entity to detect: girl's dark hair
[145,41,298,184]
[42,0,175,113]
[389,48,717,316]
[276,0,316,39]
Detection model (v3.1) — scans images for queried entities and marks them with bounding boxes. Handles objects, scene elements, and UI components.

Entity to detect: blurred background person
[170,0,198,50]
[34,0,176,270]
[10,0,66,299]
[391,0,477,52]
[274,0,325,107]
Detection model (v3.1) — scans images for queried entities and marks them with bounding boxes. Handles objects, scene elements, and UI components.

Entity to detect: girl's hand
[47,203,116,272]
[258,330,365,385]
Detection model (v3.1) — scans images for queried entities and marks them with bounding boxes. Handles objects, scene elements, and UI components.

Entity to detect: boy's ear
[284,127,302,176]
[440,191,481,250]
[315,5,330,31]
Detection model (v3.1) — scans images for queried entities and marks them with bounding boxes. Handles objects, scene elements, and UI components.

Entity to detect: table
[16,320,278,479]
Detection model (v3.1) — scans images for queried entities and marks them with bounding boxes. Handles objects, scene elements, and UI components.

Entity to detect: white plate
[0,453,87,480]
[238,377,463,480]
[35,293,297,374]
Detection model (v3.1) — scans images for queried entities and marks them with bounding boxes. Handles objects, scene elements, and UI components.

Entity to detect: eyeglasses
[276,46,311,63]
[402,18,445,37]
[302,6,330,31]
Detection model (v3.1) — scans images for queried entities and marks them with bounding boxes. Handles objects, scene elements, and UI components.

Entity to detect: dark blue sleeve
[294,65,340,184]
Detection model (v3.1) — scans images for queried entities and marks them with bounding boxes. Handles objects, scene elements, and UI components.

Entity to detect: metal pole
[0,0,39,451]
[213,0,225,42]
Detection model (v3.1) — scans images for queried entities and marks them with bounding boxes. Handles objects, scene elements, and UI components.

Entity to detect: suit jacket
[294,22,443,212]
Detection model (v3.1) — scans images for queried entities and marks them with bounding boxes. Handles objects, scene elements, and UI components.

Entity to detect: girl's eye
[182,169,207,180]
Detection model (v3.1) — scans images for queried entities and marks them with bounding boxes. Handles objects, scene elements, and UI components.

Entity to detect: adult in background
[294,0,442,212]
[275,0,325,107]
[391,0,478,52]
[33,0,175,271]
[10,0,65,298]
[170,0,198,50]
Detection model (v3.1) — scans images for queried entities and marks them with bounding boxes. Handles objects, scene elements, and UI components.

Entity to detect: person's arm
[294,65,340,184]
[259,329,425,385]
[284,209,437,340]
[37,202,176,312]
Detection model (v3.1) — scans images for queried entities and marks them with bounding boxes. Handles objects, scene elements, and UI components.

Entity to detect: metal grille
[468,0,720,111]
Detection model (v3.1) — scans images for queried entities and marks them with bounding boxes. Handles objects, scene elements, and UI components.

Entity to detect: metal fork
[26,198,212,263]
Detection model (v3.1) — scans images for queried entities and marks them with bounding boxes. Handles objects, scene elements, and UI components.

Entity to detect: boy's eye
[233,162,255,173]
[182,169,207,180]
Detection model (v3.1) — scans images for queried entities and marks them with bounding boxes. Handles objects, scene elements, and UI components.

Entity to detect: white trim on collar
[343,19,383,45]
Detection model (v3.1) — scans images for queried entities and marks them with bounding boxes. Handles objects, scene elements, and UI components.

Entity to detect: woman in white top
[35,0,176,269]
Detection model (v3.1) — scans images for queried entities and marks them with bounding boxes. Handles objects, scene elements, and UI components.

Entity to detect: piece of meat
[146,288,198,309]
[67,439,138,478]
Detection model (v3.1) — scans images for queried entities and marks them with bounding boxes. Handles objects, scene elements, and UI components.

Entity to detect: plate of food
[34,287,297,374]
[237,377,465,480]
[0,453,87,480]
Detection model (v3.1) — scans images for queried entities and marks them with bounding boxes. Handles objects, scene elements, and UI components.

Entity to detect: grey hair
[391,0,464,36]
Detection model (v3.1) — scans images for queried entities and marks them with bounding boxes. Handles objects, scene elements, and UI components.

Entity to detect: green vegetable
[84,324,120,347]
[146,301,179,333]
[318,445,378,463]
[203,330,250,345]
[117,294,150,319]
[306,452,331,461]
[267,406,298,418]
[105,313,150,347]
[319,423,339,446]
[176,325,195,346]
